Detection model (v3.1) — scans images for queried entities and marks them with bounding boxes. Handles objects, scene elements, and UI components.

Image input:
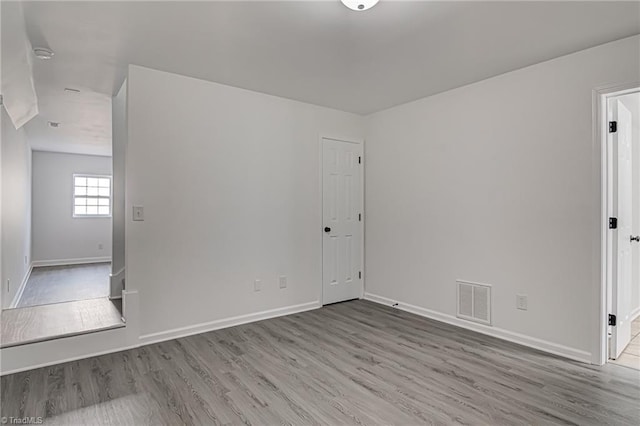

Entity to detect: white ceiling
[10,1,640,156]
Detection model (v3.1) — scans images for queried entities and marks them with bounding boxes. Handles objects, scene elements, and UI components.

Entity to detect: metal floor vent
[456,280,492,325]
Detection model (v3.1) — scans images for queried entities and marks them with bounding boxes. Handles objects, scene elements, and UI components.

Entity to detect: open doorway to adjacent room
[603,87,640,370]
[0,15,126,346]
[19,161,113,310]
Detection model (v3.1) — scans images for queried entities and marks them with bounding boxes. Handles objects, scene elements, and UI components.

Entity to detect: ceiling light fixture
[33,47,54,60]
[340,0,379,11]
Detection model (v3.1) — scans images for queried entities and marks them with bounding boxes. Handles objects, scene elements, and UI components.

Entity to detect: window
[73,175,112,217]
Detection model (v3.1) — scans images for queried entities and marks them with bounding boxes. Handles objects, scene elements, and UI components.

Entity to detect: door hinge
[358,213,361,222]
[358,156,361,164]
[359,271,362,279]
[609,217,618,229]
[609,121,617,133]
[609,314,617,326]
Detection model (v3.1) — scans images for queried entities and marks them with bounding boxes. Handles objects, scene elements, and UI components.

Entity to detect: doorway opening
[602,86,640,370]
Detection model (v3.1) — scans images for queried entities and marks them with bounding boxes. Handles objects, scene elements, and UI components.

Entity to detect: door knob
[631,235,640,242]
[324,227,331,233]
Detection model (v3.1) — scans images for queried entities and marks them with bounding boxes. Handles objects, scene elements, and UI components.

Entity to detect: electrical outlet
[254,279,261,292]
[516,294,528,310]
[133,206,144,221]
[98,243,104,250]
[279,275,287,289]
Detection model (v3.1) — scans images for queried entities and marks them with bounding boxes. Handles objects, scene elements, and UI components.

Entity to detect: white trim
[72,173,113,218]
[1,322,126,349]
[111,266,125,277]
[319,135,366,305]
[1,343,140,376]
[31,257,112,268]
[631,306,640,323]
[1,290,139,376]
[0,300,313,375]
[455,279,493,288]
[594,81,640,365]
[139,301,321,346]
[364,293,592,364]
[9,263,33,308]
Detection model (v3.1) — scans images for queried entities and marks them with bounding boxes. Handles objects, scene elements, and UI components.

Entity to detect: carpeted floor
[16,263,111,308]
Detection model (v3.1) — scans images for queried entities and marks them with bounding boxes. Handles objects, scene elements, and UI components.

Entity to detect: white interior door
[611,99,634,359]
[322,138,363,305]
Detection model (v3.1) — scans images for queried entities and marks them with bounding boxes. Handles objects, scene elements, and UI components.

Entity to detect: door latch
[631,235,640,242]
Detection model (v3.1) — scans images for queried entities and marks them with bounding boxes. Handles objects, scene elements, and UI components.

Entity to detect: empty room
[1,1,639,425]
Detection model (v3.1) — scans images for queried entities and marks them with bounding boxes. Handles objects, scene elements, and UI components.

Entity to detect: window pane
[73,176,112,218]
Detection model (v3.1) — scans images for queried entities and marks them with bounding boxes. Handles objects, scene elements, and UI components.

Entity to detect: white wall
[126,65,363,338]
[111,81,127,297]
[622,92,640,319]
[32,151,112,264]
[364,35,640,362]
[1,107,32,309]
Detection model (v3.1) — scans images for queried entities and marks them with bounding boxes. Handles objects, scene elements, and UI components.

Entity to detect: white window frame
[72,173,113,218]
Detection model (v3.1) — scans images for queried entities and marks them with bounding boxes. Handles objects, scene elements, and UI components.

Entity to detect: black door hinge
[609,314,617,326]
[358,156,361,164]
[609,121,617,133]
[359,271,362,279]
[358,213,362,222]
[609,217,618,229]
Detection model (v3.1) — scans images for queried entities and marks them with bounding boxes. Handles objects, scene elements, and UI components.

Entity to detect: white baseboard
[139,301,321,346]
[32,257,112,268]
[2,299,320,375]
[9,263,33,309]
[631,306,640,322]
[364,292,592,364]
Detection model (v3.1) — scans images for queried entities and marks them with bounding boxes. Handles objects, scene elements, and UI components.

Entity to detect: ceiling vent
[456,280,491,325]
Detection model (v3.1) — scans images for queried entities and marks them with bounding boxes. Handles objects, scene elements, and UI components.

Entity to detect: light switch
[516,294,528,311]
[133,206,144,221]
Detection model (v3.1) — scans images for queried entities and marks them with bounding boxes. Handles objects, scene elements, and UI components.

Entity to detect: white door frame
[319,135,365,304]
[595,82,640,365]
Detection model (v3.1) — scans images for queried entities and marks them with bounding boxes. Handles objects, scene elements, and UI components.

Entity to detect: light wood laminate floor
[1,300,639,425]
[1,298,124,348]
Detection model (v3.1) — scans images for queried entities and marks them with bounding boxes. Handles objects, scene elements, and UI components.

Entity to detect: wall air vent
[456,280,492,325]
